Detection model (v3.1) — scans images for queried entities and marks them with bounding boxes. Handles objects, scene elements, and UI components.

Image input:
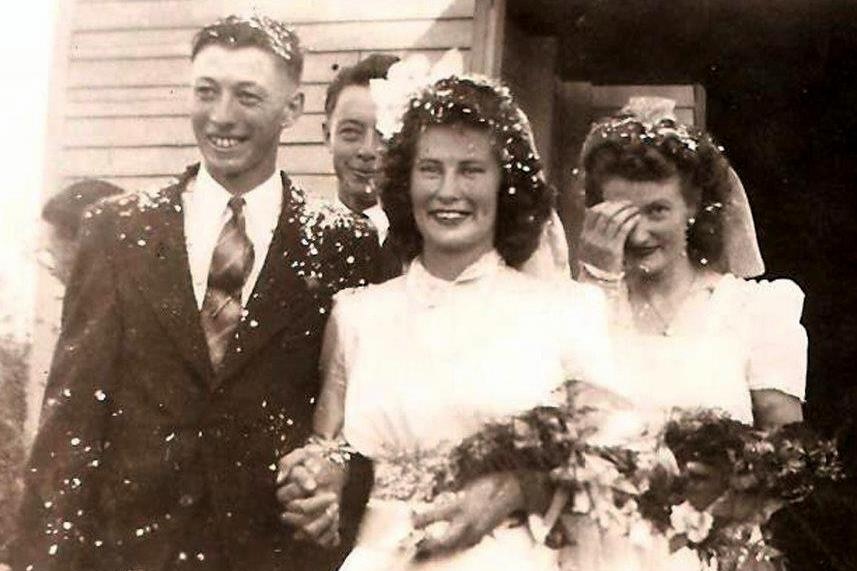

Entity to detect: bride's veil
[516,108,572,281]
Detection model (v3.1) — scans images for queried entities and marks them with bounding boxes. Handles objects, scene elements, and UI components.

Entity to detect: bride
[277,75,615,570]
[572,99,807,570]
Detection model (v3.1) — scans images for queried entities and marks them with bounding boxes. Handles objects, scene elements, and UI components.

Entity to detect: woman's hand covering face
[579,200,641,274]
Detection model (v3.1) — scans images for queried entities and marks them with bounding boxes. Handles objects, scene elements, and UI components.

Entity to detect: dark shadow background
[510,0,857,567]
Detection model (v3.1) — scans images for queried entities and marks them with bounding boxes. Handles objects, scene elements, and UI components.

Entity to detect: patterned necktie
[200,196,255,369]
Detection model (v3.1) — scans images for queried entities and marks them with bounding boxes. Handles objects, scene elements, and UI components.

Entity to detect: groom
[13,15,378,571]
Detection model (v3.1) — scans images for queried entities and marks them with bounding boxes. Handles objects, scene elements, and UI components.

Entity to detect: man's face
[190,45,304,193]
[324,85,385,212]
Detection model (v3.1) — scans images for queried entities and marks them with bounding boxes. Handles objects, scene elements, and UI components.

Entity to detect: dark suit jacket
[375,235,405,283]
[14,165,379,571]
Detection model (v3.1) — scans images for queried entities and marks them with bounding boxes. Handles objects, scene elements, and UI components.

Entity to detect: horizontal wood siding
[60,0,477,200]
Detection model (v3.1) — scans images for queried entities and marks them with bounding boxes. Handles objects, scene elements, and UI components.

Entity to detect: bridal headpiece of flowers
[369,48,467,140]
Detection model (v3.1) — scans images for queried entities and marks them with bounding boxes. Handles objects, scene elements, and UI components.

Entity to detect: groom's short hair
[191,15,304,83]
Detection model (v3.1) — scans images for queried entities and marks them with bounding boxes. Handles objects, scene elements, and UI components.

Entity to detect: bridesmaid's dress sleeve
[744,279,808,400]
[560,281,617,393]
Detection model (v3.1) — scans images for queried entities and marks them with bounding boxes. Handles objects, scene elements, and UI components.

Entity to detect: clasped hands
[276,446,346,548]
[276,444,529,559]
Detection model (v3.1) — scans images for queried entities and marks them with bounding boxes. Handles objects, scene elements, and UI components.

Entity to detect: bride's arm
[276,305,351,546]
[314,309,348,438]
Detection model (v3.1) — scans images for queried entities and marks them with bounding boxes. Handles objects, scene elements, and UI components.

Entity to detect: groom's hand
[411,472,525,558]
[276,448,347,547]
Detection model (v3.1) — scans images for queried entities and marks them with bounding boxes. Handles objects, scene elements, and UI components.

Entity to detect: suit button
[179,494,196,507]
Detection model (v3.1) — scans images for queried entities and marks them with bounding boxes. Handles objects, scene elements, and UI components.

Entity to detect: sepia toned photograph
[1,1,855,570]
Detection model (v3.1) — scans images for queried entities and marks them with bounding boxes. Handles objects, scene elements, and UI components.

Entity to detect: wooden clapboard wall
[61,0,480,200]
[26,0,493,445]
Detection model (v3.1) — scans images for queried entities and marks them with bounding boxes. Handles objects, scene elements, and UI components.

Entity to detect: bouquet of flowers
[379,380,844,570]
[431,380,665,546]
[638,409,845,570]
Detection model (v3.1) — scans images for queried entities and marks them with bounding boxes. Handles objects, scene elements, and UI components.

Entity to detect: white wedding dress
[324,251,615,571]
[562,272,808,571]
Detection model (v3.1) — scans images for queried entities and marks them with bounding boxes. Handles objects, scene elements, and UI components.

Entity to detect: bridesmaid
[572,98,806,570]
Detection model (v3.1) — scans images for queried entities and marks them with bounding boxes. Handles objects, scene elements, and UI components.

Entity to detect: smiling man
[13,15,379,571]
[322,54,404,280]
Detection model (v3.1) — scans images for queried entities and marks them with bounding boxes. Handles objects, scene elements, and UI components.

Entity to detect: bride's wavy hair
[380,76,554,267]
[581,115,733,267]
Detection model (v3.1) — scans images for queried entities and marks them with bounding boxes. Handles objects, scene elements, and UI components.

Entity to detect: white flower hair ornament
[369,48,465,140]
[622,96,678,123]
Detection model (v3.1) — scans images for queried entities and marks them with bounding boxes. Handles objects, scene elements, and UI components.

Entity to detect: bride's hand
[411,472,524,558]
[579,200,640,275]
[276,447,347,547]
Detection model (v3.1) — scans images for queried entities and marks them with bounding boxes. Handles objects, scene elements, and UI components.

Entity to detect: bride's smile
[410,125,500,273]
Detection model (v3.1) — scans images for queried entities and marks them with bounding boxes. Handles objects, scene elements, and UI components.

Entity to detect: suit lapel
[214,173,313,387]
[129,165,214,383]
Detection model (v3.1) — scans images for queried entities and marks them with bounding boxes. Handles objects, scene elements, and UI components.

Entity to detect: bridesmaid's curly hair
[380,76,554,267]
[581,115,733,267]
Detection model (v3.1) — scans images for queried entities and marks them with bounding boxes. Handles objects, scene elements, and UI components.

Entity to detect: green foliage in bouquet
[642,409,845,571]
[445,405,591,481]
[428,382,845,571]
[431,380,655,546]
[437,381,640,491]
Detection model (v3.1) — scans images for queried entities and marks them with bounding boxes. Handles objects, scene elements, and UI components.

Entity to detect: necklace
[635,273,700,336]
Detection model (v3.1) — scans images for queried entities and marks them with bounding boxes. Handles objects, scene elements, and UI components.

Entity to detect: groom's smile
[190,44,304,194]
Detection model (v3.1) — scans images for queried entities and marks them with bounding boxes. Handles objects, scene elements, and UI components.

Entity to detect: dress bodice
[610,273,807,424]
[325,251,613,459]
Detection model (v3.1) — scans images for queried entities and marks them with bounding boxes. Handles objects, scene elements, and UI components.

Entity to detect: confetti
[194,15,301,67]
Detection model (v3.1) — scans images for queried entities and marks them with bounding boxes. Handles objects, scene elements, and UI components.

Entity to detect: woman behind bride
[573,99,807,570]
[279,75,615,570]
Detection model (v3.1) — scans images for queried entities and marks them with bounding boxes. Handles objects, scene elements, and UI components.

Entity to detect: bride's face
[410,125,500,263]
[602,175,696,277]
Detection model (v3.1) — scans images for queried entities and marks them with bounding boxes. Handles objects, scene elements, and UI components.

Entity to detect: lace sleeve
[744,279,808,400]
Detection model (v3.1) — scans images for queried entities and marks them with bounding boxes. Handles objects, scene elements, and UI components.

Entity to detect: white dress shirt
[336,196,389,245]
[182,166,283,309]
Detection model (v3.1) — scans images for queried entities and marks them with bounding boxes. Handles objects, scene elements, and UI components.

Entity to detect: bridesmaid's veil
[620,96,766,278]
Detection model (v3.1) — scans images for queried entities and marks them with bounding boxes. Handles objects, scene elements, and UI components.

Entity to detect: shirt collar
[406,249,504,307]
[195,165,281,211]
[362,203,389,243]
[335,195,389,244]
